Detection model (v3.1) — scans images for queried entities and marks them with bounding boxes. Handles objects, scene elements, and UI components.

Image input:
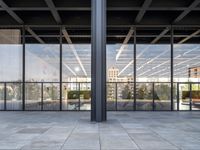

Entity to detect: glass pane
[62,83,79,110]
[25,83,42,110]
[43,83,60,110]
[191,84,200,110]
[62,38,91,110]
[0,28,22,82]
[117,83,134,110]
[80,83,91,110]
[25,43,60,82]
[136,27,171,83]
[25,27,60,110]
[174,27,200,83]
[62,44,91,82]
[154,83,171,110]
[179,84,190,110]
[136,83,153,110]
[0,84,4,110]
[6,83,22,110]
[106,30,134,110]
[107,83,116,110]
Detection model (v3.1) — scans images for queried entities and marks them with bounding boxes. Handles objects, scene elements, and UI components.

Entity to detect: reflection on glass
[0,84,4,110]
[174,28,200,110]
[136,45,170,82]
[43,83,60,110]
[62,83,79,110]
[6,83,22,110]
[136,83,153,110]
[0,29,22,82]
[62,44,91,110]
[25,83,41,110]
[154,83,171,110]
[25,44,60,82]
[80,83,91,110]
[191,84,200,110]
[106,42,134,110]
[106,44,134,83]
[179,84,190,110]
[107,83,116,110]
[117,83,134,110]
[174,44,200,82]
[62,44,91,82]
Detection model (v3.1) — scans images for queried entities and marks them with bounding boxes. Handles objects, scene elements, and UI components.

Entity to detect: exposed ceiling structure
[0,0,199,43]
[0,0,200,79]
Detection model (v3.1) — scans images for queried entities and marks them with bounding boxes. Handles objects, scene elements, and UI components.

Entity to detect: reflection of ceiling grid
[115,0,200,77]
[0,0,200,78]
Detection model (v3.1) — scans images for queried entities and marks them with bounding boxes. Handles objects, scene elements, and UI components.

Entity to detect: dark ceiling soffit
[135,0,152,23]
[152,0,200,44]
[173,0,200,24]
[0,25,200,28]
[2,7,200,11]
[44,0,62,24]
[0,0,24,24]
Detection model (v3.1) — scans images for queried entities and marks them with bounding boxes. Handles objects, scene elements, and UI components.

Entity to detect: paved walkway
[0,111,200,150]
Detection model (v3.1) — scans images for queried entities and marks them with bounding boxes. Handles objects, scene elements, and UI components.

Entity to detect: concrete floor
[0,112,200,150]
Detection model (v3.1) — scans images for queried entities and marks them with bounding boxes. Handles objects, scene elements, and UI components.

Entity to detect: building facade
[0,0,200,121]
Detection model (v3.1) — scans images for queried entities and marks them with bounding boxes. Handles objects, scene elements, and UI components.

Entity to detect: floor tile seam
[98,123,101,150]
[148,127,181,150]
[59,120,79,150]
[119,121,142,150]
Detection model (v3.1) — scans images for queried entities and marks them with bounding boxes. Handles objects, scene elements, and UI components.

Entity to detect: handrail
[0,81,200,111]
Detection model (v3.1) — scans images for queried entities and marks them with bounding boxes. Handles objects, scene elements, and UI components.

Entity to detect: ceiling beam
[2,7,200,11]
[62,27,87,76]
[26,27,45,44]
[0,0,24,24]
[150,27,169,44]
[138,0,200,44]
[116,0,152,62]
[135,0,152,23]
[178,29,200,44]
[173,0,200,23]
[44,0,62,24]
[116,27,134,61]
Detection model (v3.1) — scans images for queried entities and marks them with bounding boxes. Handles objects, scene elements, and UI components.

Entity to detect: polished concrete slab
[0,111,200,150]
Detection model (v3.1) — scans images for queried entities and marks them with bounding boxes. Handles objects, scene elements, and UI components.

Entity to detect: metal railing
[0,82,200,111]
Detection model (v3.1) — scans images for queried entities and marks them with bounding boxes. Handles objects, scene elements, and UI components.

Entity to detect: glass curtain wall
[62,41,91,110]
[62,27,91,111]
[0,25,200,112]
[136,27,171,111]
[106,28,134,110]
[0,27,23,110]
[25,27,60,110]
[174,27,200,111]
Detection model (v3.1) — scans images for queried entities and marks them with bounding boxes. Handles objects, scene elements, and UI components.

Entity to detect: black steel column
[60,26,62,111]
[152,82,155,111]
[41,82,43,111]
[170,26,174,111]
[4,83,6,110]
[189,83,192,111]
[91,0,107,122]
[22,26,25,110]
[115,83,117,111]
[133,27,136,111]
[177,82,179,110]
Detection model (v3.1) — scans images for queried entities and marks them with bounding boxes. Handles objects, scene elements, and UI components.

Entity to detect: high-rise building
[189,67,200,78]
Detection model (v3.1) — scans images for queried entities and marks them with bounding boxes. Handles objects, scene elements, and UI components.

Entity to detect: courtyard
[0,111,200,149]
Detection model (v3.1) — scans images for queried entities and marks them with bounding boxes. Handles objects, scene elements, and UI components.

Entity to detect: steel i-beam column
[91,0,107,122]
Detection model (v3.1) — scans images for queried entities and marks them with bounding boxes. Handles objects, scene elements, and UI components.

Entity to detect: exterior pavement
[0,111,200,150]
